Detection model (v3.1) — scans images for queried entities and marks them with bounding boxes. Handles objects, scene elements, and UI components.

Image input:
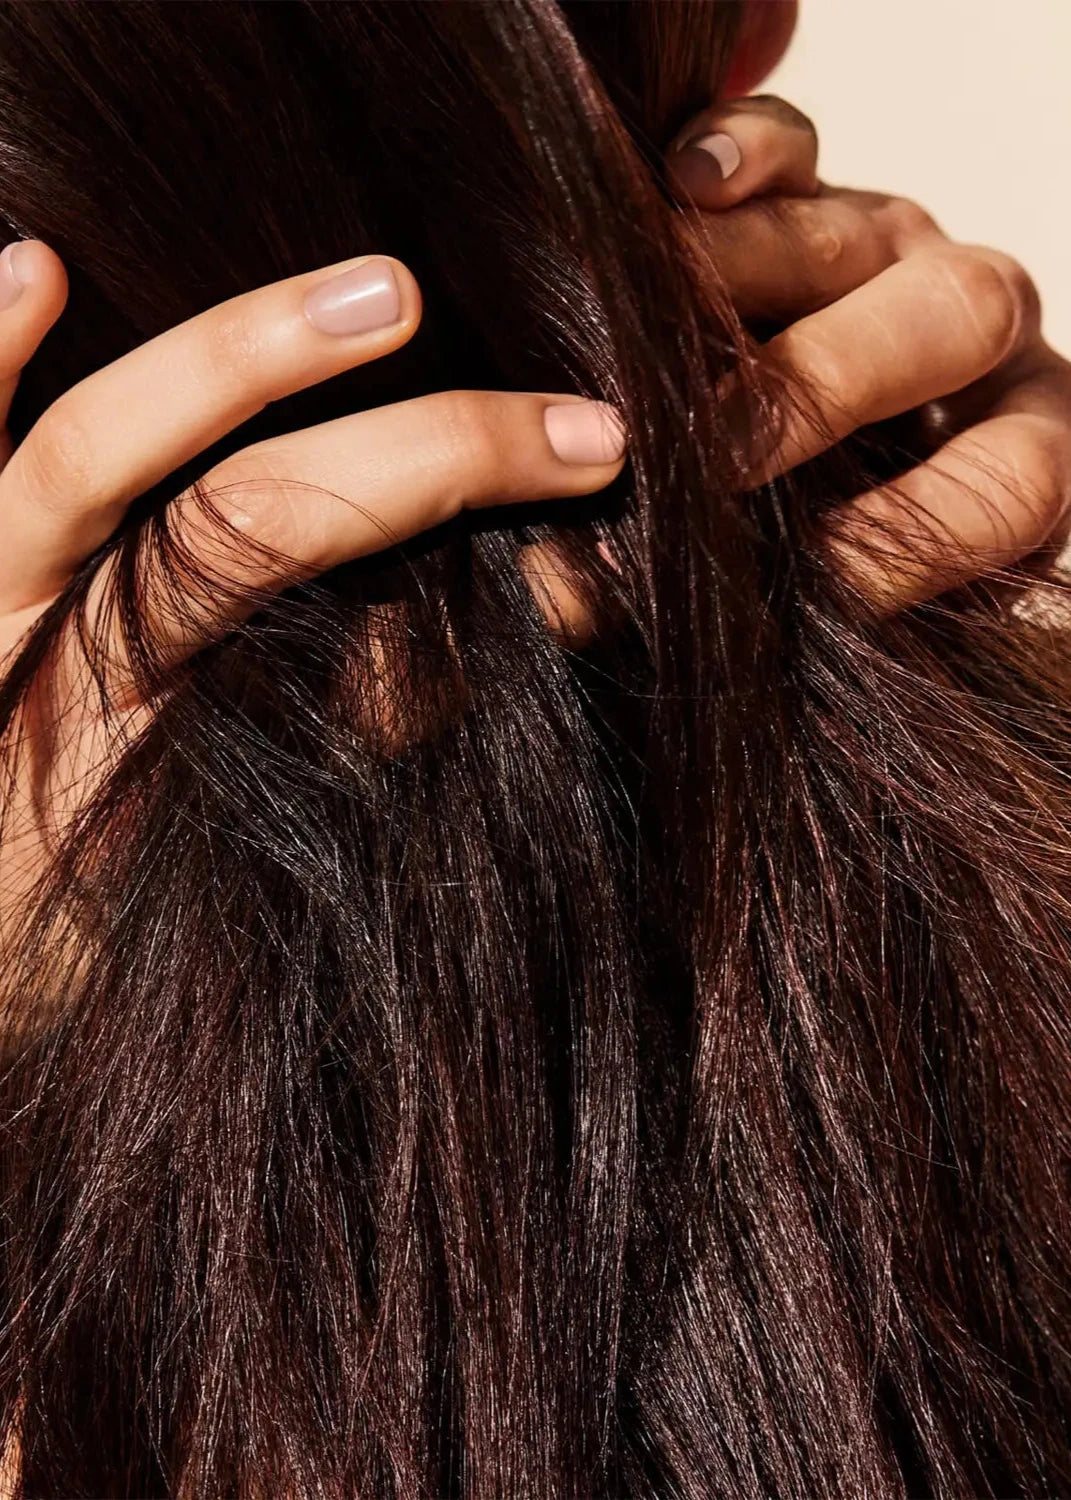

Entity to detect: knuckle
[426,389,504,495]
[959,418,1068,560]
[746,94,818,141]
[202,301,270,389]
[931,246,1029,369]
[778,328,860,435]
[762,197,899,315]
[780,197,871,271]
[812,350,862,428]
[1012,420,1067,526]
[777,199,843,262]
[984,248,1041,333]
[20,395,100,511]
[885,195,940,243]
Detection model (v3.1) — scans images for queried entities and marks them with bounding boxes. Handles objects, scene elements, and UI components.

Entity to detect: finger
[668,94,818,210]
[748,244,1039,481]
[832,357,1071,607]
[97,391,627,673]
[0,240,68,437]
[695,187,943,322]
[0,253,422,612]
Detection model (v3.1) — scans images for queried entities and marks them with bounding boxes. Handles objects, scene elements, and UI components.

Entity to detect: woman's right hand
[668,95,1071,607]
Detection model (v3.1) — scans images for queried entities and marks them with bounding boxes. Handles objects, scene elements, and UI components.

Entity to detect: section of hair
[0,3,1066,1497]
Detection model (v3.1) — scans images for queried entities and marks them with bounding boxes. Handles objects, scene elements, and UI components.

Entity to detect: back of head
[0,4,1068,1498]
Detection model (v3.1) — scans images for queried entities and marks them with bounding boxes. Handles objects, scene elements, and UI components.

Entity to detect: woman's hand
[0,248,626,933]
[0,248,625,679]
[668,95,1071,605]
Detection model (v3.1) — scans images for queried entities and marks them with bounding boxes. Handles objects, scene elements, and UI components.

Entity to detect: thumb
[667,95,819,211]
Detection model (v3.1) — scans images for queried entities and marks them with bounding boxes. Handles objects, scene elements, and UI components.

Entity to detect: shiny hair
[0,2,1068,1495]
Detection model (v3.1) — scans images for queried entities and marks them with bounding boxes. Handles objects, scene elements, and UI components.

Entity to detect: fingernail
[303,257,401,336]
[0,241,29,310]
[544,401,627,466]
[678,130,742,183]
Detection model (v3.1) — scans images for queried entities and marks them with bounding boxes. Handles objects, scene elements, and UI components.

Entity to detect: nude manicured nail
[303,258,401,336]
[0,242,28,310]
[544,401,627,466]
[677,130,742,185]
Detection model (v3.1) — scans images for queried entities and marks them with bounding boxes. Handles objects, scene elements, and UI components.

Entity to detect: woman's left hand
[667,95,1071,607]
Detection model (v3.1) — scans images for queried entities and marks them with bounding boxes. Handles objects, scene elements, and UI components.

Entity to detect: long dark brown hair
[0,2,1067,1495]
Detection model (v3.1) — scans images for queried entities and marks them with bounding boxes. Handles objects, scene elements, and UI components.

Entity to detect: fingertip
[0,238,68,318]
[543,399,628,470]
[671,133,745,208]
[0,241,69,423]
[379,254,423,339]
[4,238,66,290]
[301,252,422,351]
[667,98,819,210]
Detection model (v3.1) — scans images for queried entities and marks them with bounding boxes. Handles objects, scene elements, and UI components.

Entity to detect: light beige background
[768,0,1071,355]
